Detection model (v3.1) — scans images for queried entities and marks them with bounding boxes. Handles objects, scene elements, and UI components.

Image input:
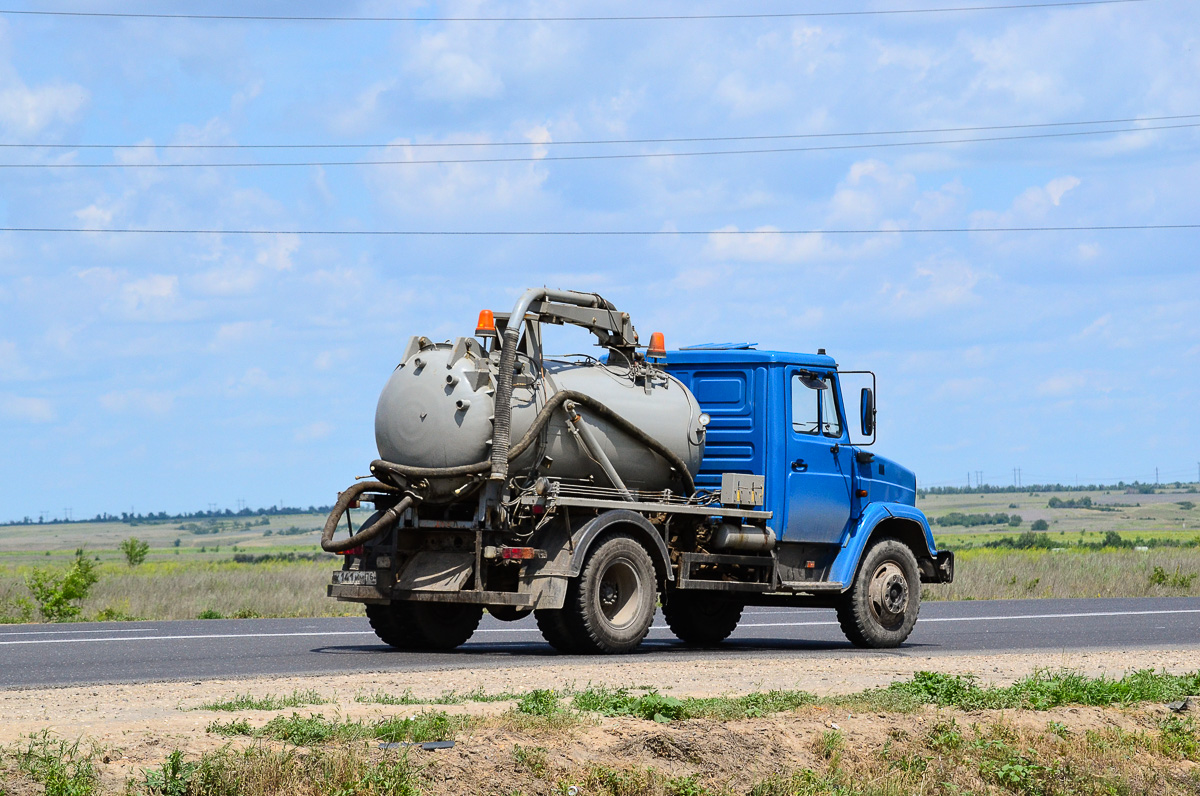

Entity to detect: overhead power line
[0,1,1149,23]
[3,122,1193,169]
[4,113,1194,151]
[1,224,1195,236]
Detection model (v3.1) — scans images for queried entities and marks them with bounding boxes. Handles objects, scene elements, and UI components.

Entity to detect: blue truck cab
[665,344,953,647]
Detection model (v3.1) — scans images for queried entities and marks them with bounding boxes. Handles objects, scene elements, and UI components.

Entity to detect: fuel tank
[375,336,705,501]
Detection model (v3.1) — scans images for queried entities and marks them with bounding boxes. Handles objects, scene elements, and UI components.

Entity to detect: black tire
[551,533,658,654]
[534,607,588,654]
[366,602,420,649]
[366,601,483,651]
[662,591,743,646]
[488,605,533,622]
[836,538,921,648]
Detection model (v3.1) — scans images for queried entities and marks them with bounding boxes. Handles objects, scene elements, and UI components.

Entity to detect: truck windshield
[791,373,842,438]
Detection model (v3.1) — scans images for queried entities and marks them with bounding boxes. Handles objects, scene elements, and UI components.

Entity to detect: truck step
[677,551,775,592]
[777,580,844,593]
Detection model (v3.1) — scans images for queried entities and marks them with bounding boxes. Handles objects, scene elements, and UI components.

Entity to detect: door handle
[791,459,808,472]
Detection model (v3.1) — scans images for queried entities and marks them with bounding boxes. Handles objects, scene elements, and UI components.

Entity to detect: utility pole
[967,472,971,488]
[1156,467,1159,485]
[976,470,983,489]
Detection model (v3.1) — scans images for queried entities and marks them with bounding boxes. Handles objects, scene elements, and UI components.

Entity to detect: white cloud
[99,389,175,416]
[254,234,300,271]
[314,349,351,371]
[1045,176,1081,207]
[295,421,333,442]
[331,79,396,135]
[972,175,1082,229]
[877,257,983,319]
[0,30,88,139]
[211,320,272,350]
[713,71,790,116]
[0,339,28,380]
[366,135,550,214]
[1,394,54,422]
[406,30,503,101]
[1037,372,1091,398]
[120,275,179,319]
[705,225,828,264]
[826,160,916,227]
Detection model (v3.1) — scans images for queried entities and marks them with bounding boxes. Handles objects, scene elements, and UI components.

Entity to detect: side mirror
[860,387,875,437]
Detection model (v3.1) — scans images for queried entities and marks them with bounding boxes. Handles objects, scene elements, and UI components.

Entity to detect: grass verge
[192,689,329,712]
[207,710,470,745]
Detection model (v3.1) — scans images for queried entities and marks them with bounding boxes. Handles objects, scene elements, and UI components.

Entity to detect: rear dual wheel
[662,592,743,646]
[535,533,658,654]
[366,601,483,650]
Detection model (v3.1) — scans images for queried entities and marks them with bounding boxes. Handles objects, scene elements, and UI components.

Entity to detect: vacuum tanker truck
[322,288,953,653]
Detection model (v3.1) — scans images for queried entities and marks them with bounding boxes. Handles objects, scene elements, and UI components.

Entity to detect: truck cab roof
[666,346,838,369]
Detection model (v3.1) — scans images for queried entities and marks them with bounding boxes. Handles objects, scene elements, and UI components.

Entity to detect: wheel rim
[597,556,643,630]
[867,561,909,630]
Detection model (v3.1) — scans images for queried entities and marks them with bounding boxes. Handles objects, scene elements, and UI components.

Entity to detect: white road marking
[0,607,1197,647]
[0,627,158,637]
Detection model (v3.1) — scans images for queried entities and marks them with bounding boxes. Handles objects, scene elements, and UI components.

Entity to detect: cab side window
[791,373,843,438]
[791,374,820,435]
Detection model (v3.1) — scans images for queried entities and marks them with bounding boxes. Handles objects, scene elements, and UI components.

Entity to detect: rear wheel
[534,607,587,654]
[366,601,483,650]
[836,538,920,648]
[663,592,743,646]
[538,533,657,654]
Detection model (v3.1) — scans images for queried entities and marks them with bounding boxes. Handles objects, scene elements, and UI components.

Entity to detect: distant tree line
[935,512,1022,528]
[2,503,333,527]
[919,480,1196,497]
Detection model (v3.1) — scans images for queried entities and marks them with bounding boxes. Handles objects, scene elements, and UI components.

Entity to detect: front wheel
[836,538,920,648]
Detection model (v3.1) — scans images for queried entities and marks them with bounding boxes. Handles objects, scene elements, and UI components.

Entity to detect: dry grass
[0,559,358,622]
[925,547,1200,601]
[3,546,1199,623]
[3,701,1198,795]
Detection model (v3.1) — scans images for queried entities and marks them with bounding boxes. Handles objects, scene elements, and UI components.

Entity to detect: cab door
[782,368,854,545]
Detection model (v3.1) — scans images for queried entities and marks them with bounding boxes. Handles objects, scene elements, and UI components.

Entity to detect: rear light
[502,547,538,560]
[337,546,364,556]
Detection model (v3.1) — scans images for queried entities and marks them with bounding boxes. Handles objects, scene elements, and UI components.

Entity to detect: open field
[2,491,1200,622]
[918,486,1200,547]
[1,655,1198,795]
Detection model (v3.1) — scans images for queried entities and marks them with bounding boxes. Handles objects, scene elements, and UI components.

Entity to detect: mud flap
[395,552,474,591]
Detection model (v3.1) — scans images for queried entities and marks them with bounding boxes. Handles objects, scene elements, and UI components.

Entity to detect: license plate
[333,570,378,586]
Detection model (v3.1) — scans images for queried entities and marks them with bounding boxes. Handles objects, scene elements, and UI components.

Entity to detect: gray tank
[375,335,705,501]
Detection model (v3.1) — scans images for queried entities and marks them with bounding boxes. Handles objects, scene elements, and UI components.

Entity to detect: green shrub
[120,537,150,567]
[25,550,99,621]
[1030,519,1049,531]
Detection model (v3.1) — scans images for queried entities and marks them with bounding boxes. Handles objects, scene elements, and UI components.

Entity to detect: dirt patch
[2,648,1198,794]
[2,647,1198,751]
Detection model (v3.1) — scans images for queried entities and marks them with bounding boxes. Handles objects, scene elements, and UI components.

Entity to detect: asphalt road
[2,597,1198,690]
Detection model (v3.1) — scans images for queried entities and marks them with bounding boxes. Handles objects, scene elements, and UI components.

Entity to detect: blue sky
[1,1,1198,521]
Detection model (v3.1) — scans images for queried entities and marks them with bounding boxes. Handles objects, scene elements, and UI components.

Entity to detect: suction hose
[320,480,413,553]
[488,289,615,482]
[369,389,695,496]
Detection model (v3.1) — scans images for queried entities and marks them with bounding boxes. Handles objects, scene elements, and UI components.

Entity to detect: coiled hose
[369,389,695,496]
[320,480,412,553]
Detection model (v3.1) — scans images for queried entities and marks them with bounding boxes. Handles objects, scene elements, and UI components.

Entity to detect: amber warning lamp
[647,331,667,361]
[475,309,497,339]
